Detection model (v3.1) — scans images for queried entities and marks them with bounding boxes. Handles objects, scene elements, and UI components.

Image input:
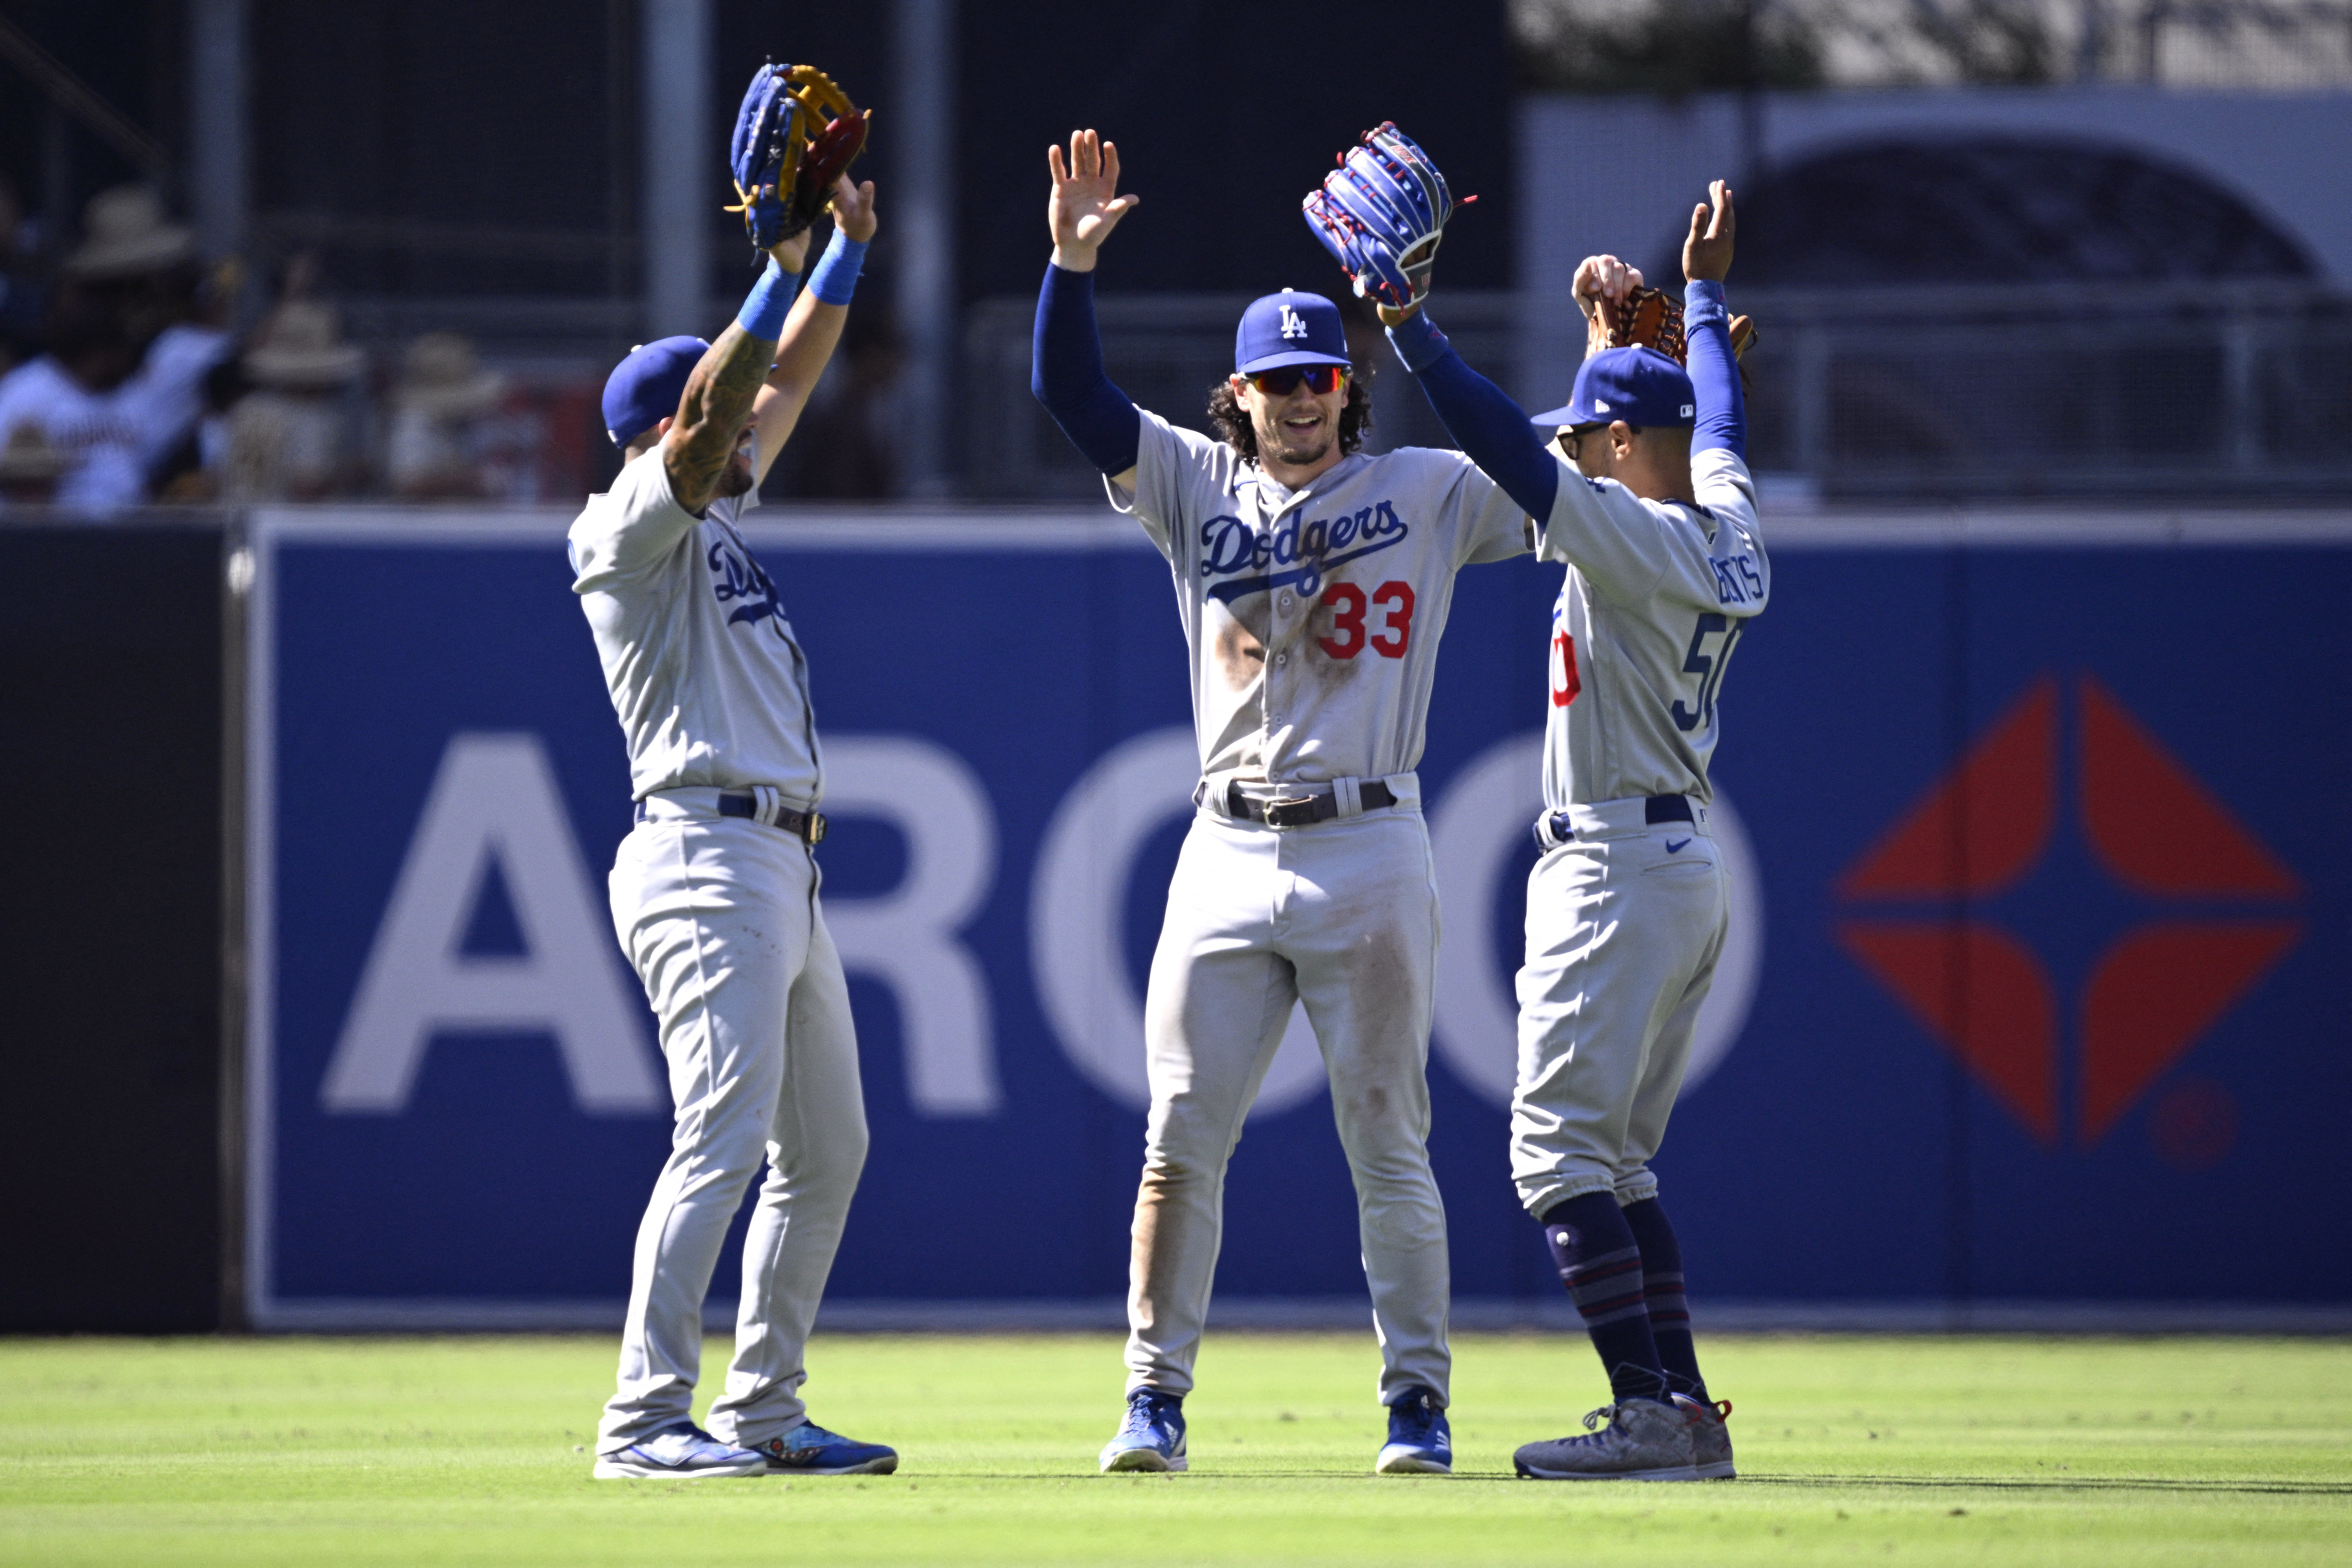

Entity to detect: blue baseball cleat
[1099,1387,1188,1472]
[1375,1386,1453,1474]
[592,1421,769,1479]
[748,1420,899,1475]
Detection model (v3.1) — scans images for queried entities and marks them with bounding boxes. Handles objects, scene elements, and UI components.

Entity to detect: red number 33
[1317,580,1417,660]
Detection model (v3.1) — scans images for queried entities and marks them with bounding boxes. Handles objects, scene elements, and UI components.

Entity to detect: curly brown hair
[1206,373,1373,463]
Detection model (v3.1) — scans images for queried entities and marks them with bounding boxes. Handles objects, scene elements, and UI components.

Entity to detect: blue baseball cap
[1530,347,1697,430]
[1234,290,1351,374]
[602,336,710,447]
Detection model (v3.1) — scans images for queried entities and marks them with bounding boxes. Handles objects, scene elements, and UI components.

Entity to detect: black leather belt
[636,792,828,844]
[1541,794,1691,845]
[1226,779,1396,828]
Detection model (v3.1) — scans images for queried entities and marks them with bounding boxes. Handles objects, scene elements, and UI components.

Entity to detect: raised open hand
[1048,128,1140,272]
[1573,254,1645,320]
[1683,180,1734,284]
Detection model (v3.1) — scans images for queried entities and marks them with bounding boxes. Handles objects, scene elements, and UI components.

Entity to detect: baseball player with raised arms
[1032,129,1530,1477]
[571,63,896,1482]
[1367,182,1763,1480]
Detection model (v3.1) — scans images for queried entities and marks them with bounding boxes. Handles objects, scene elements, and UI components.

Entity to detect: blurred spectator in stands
[0,423,68,510]
[0,298,144,510]
[386,331,505,499]
[774,301,904,499]
[62,185,236,500]
[224,300,366,501]
[0,179,44,375]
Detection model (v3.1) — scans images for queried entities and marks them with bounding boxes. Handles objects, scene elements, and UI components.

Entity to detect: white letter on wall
[1030,726,1324,1119]
[819,736,1002,1117]
[321,732,661,1114]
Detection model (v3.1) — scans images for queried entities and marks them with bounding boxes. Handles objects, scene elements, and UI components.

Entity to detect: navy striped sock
[1622,1197,1708,1404]
[1540,1193,1668,1404]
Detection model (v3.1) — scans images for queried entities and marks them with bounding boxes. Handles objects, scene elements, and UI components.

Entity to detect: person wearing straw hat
[64,185,235,496]
[223,300,366,501]
[64,185,195,283]
[387,332,507,500]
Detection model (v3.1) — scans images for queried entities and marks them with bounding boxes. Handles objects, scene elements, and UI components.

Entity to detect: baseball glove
[1587,285,1759,379]
[726,63,869,255]
[1302,122,1474,311]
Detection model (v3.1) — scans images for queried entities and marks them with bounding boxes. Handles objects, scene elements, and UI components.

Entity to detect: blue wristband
[808,232,868,307]
[736,257,801,339]
[1384,308,1450,374]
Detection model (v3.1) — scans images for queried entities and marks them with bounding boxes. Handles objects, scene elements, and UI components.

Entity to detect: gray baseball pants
[597,793,868,1455]
[1510,796,1728,1219]
[1125,786,1452,1407]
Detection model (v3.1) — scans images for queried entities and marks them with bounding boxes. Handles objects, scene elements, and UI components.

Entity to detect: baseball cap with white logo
[1234,289,1351,375]
[603,336,711,448]
[1530,346,1697,430]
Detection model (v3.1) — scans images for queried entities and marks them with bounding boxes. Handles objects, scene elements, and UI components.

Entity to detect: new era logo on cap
[1529,347,1699,431]
[603,336,711,449]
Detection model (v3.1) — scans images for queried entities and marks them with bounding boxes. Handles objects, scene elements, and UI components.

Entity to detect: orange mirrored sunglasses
[1242,364,1346,396]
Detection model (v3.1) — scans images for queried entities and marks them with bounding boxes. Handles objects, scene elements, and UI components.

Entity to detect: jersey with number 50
[1535,444,1767,808]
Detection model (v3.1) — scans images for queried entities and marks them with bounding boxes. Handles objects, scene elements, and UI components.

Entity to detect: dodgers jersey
[1113,409,1528,787]
[568,445,822,804]
[1536,443,1767,809]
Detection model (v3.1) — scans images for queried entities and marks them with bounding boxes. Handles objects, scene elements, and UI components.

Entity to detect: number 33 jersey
[1113,407,1530,789]
[1537,444,1768,809]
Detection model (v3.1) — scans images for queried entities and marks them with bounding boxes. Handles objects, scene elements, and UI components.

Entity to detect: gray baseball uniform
[1111,406,1527,1406]
[1512,443,1768,1218]
[571,445,867,1456]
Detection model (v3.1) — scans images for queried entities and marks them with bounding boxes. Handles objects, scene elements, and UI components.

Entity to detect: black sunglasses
[1241,365,1346,396]
[1557,421,1615,457]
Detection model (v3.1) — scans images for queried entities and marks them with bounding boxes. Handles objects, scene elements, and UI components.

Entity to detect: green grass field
[2,1331,2346,1565]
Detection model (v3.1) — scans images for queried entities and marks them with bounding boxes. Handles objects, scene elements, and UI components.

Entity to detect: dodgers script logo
[707,523,794,640]
[1199,500,1408,604]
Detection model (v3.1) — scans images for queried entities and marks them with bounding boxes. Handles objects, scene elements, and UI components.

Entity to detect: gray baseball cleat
[1512,1396,1699,1481]
[1682,1395,1735,1479]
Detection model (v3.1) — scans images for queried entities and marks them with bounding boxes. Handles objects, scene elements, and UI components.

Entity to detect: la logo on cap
[1281,307,1308,339]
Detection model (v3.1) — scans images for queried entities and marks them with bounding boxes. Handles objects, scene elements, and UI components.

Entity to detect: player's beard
[1258,411,1333,469]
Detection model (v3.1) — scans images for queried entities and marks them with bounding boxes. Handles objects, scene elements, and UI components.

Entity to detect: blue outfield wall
[243,508,2352,1325]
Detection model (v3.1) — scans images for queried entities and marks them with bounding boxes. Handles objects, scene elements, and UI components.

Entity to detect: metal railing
[965,281,2352,501]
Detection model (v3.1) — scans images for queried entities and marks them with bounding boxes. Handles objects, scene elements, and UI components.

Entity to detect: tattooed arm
[663,224,814,514]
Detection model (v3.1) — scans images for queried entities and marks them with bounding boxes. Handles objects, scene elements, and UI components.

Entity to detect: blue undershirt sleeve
[1683,279,1745,460]
[1030,263,1142,476]
[1385,309,1560,520]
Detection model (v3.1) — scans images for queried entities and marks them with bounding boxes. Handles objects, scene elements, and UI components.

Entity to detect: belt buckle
[804,811,828,845]
[1265,793,1318,829]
